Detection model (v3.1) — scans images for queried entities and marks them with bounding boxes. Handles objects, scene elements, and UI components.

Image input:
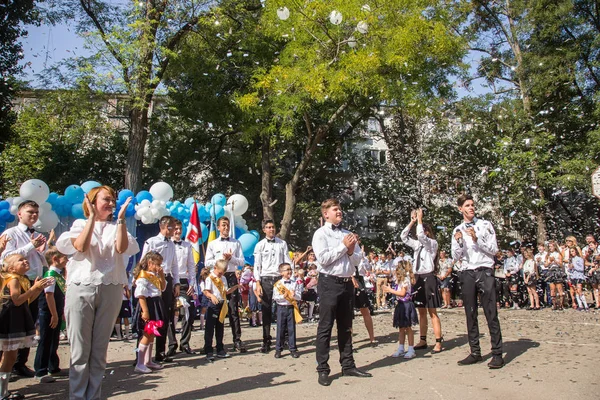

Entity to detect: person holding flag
[172,219,198,354]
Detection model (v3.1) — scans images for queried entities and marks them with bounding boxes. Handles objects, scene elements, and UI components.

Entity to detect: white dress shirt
[356,255,371,277]
[56,219,140,285]
[375,261,390,277]
[253,237,292,281]
[134,272,164,298]
[1,222,48,280]
[451,217,498,270]
[173,240,197,288]
[400,223,438,275]
[503,256,520,275]
[272,278,302,306]
[535,251,548,270]
[204,237,245,273]
[203,272,229,302]
[141,233,179,284]
[311,222,362,278]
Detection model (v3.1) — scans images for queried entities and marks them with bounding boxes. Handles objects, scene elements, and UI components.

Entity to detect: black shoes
[259,343,271,353]
[180,346,197,355]
[12,365,35,378]
[233,341,247,353]
[155,353,174,363]
[274,351,282,359]
[487,355,505,369]
[318,372,331,386]
[165,348,177,358]
[457,354,483,366]
[341,368,372,378]
[290,350,300,358]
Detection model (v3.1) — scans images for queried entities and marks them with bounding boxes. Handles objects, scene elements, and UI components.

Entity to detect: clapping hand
[84,194,97,220]
[118,196,132,220]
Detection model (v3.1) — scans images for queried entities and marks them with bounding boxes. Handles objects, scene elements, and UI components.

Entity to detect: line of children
[0,254,54,400]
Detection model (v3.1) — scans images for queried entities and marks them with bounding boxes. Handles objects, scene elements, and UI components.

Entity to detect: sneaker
[146,361,164,370]
[216,351,230,358]
[206,353,215,361]
[457,354,483,366]
[403,350,416,359]
[487,355,505,369]
[36,375,56,383]
[391,347,406,358]
[134,365,152,374]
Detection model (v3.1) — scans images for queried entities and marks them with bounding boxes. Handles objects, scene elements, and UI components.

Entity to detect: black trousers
[204,301,225,355]
[15,281,40,368]
[224,272,242,344]
[461,268,503,356]
[316,274,355,374]
[34,310,61,376]
[495,278,510,305]
[155,275,176,355]
[259,276,278,344]
[276,305,296,351]
[178,279,196,348]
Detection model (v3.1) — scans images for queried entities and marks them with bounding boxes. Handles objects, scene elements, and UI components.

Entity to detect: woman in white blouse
[57,186,139,400]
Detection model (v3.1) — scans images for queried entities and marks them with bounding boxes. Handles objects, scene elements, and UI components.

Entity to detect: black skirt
[393,301,419,328]
[546,267,566,283]
[412,273,442,308]
[0,294,36,351]
[119,300,132,318]
[302,289,318,302]
[132,296,167,336]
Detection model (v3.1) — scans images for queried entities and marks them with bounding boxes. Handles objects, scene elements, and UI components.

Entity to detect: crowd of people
[1,185,598,398]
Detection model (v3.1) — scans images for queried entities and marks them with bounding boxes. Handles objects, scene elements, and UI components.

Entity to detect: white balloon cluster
[134,182,173,224]
[4,179,59,233]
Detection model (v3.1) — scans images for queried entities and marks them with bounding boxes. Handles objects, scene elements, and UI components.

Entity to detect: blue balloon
[0,222,5,232]
[238,233,259,257]
[125,203,136,217]
[184,197,195,208]
[249,230,260,240]
[81,181,101,193]
[0,209,11,221]
[118,189,135,202]
[0,200,9,211]
[200,222,208,243]
[136,190,153,203]
[234,226,246,238]
[211,204,224,219]
[211,193,227,207]
[71,203,85,219]
[244,255,255,266]
[5,214,15,223]
[198,206,210,222]
[65,185,85,204]
[46,193,59,205]
[56,195,68,206]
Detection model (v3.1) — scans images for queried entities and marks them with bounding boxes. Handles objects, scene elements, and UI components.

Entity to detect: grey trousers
[65,283,122,400]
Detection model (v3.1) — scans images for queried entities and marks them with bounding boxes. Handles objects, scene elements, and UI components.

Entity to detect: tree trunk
[259,135,275,222]
[125,107,149,192]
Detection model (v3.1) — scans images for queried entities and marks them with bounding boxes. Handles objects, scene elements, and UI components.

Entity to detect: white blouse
[134,274,163,298]
[56,219,140,286]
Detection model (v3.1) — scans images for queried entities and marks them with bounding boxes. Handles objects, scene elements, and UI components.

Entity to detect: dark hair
[217,216,229,226]
[279,262,292,272]
[45,247,65,265]
[133,251,163,279]
[173,219,183,227]
[18,200,39,210]
[159,216,175,227]
[457,193,473,207]
[262,219,275,229]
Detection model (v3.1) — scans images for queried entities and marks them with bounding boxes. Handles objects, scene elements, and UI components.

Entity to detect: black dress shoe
[290,350,300,358]
[342,368,372,378]
[12,365,35,378]
[181,346,197,355]
[166,348,177,357]
[233,341,248,353]
[259,343,270,353]
[457,354,483,366]
[274,351,282,359]
[318,372,331,386]
[487,355,505,369]
[155,353,174,363]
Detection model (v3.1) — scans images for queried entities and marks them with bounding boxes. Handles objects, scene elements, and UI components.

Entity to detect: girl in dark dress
[0,255,53,400]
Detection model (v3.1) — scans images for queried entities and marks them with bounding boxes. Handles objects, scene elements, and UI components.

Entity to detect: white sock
[398,344,405,352]
[581,295,588,309]
[124,325,131,337]
[136,344,148,369]
[576,295,583,308]
[114,324,122,339]
[308,303,314,319]
[407,345,414,352]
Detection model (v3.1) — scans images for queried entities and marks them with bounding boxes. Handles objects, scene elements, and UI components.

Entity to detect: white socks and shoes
[392,345,405,358]
[404,346,416,359]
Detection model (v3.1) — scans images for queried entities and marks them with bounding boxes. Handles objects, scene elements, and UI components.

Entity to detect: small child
[203,260,238,361]
[384,260,418,359]
[132,251,167,373]
[197,267,211,331]
[303,264,318,322]
[273,263,302,358]
[115,284,133,340]
[0,255,53,398]
[34,247,68,382]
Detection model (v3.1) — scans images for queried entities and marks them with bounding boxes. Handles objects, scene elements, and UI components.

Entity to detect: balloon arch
[0,180,260,260]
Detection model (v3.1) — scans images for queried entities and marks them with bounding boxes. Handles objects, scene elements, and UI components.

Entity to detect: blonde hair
[214,259,228,272]
[2,254,25,273]
[83,185,116,218]
[396,260,415,285]
[45,246,66,265]
[321,198,340,216]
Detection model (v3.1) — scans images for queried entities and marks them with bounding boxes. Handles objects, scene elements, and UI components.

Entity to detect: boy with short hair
[273,263,302,359]
[34,247,68,382]
[203,260,238,361]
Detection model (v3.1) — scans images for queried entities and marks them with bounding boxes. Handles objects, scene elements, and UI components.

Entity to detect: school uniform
[173,239,197,351]
[141,233,179,358]
[203,273,229,356]
[205,236,245,348]
[312,221,363,375]
[400,224,441,309]
[273,278,302,352]
[253,236,292,348]
[451,217,503,358]
[34,266,66,378]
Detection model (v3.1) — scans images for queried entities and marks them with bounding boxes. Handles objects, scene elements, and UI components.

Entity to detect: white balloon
[149,182,174,202]
[151,200,162,208]
[39,202,52,212]
[141,215,153,224]
[20,179,50,204]
[151,208,160,219]
[329,10,343,25]
[227,194,249,216]
[140,199,151,207]
[34,210,59,232]
[277,6,290,20]
[9,205,18,215]
[11,196,22,206]
[356,21,368,34]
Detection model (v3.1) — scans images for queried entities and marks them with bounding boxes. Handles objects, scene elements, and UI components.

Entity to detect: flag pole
[198,196,206,259]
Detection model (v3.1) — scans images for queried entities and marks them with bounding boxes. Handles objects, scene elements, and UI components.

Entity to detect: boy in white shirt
[273,263,302,359]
